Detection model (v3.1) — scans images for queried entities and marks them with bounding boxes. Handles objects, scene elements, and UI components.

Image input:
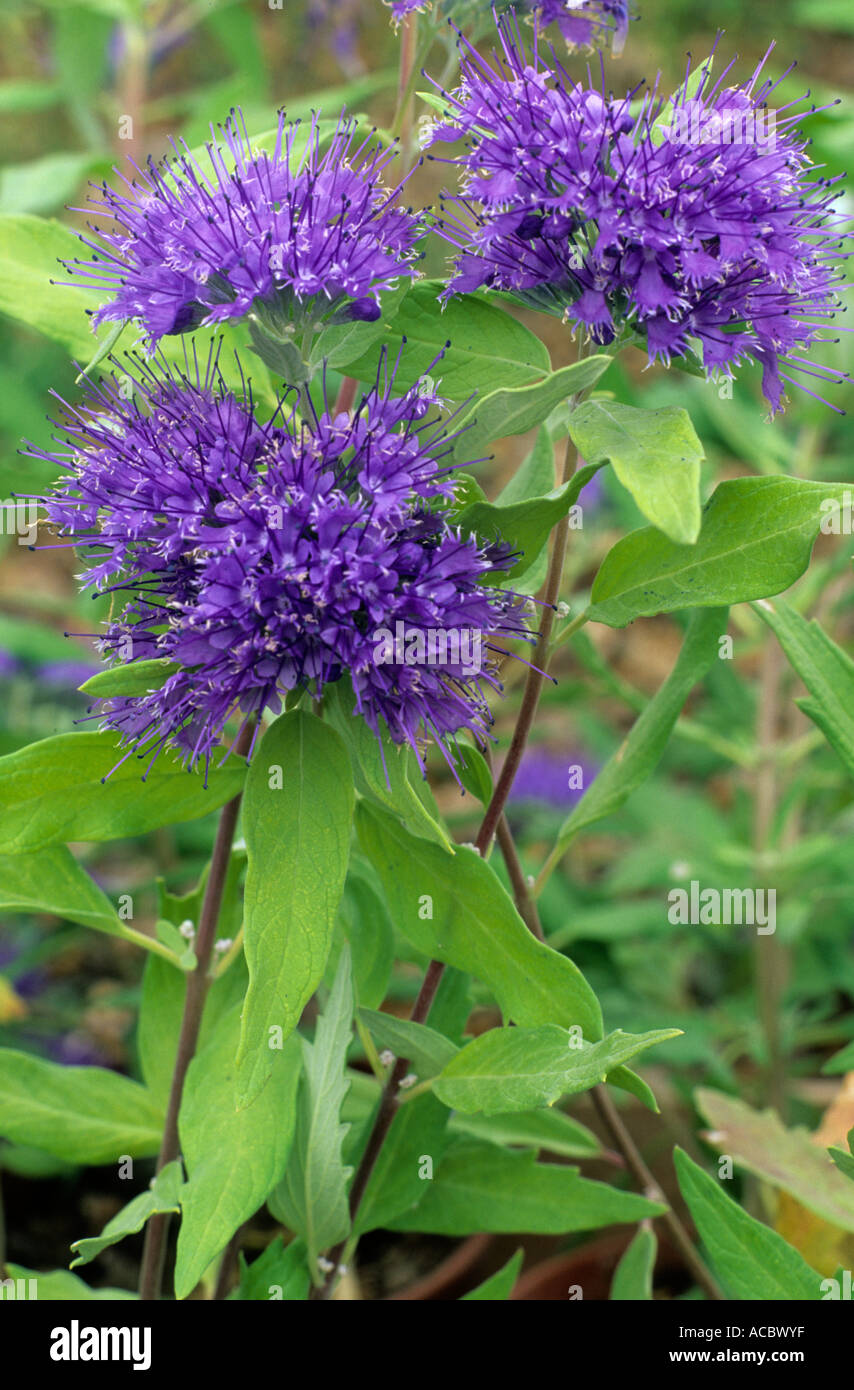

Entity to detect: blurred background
[2,0,854,1296]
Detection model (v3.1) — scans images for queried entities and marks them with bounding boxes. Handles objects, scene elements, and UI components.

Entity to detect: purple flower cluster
[529,1,631,54]
[69,111,424,349]
[386,0,432,21]
[430,29,849,411]
[34,351,529,774]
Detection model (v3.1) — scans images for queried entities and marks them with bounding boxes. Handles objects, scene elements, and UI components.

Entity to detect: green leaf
[388,1141,665,1236]
[175,1005,302,1300]
[0,730,246,853]
[462,1250,524,1300]
[0,844,177,962]
[79,658,179,699]
[74,316,128,382]
[454,741,493,805]
[0,1049,163,1163]
[71,1160,183,1268]
[3,1264,137,1300]
[356,801,603,1040]
[329,869,394,1010]
[695,1089,854,1233]
[496,426,555,505]
[451,357,612,462]
[753,599,854,780]
[822,1039,854,1075]
[341,280,552,399]
[829,1146,854,1183]
[353,1093,453,1236]
[0,153,110,217]
[0,214,275,407]
[449,1108,601,1159]
[455,462,602,579]
[310,279,410,371]
[550,608,727,859]
[610,1225,656,1299]
[324,680,452,850]
[350,965,472,1236]
[358,1008,458,1079]
[268,949,354,1284]
[433,1026,681,1115]
[137,948,249,1113]
[608,1066,661,1114]
[568,401,703,545]
[0,214,103,357]
[589,478,848,627]
[231,1237,310,1301]
[236,712,353,1106]
[0,844,122,936]
[673,1148,824,1299]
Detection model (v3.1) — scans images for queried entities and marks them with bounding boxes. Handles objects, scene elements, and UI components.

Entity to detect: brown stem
[476,434,578,855]
[138,722,254,1301]
[590,1087,724,1301]
[496,815,544,940]
[333,375,359,417]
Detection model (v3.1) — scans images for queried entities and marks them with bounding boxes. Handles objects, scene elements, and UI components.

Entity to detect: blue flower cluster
[430,27,848,411]
[35,353,528,773]
[69,112,424,347]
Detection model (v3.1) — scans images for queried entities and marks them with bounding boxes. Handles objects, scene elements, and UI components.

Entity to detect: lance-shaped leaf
[354,1093,453,1236]
[231,1237,310,1302]
[495,426,554,506]
[0,1049,163,1163]
[236,712,353,1106]
[548,608,727,863]
[450,356,612,462]
[462,1250,524,1300]
[454,462,602,580]
[0,844,156,948]
[568,400,703,544]
[0,730,246,853]
[589,478,848,627]
[388,1141,665,1236]
[356,801,603,1040]
[351,961,471,1236]
[71,1160,183,1268]
[433,1026,681,1116]
[674,1148,825,1300]
[268,949,355,1284]
[79,658,179,699]
[450,1108,601,1159]
[753,598,854,779]
[326,868,394,1010]
[358,1009,458,1079]
[341,279,551,399]
[175,1005,302,1300]
[0,214,102,357]
[696,1089,854,1233]
[610,1225,657,1300]
[310,278,409,371]
[324,680,451,850]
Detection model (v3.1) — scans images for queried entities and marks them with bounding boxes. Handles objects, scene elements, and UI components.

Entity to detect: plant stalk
[138,723,253,1301]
